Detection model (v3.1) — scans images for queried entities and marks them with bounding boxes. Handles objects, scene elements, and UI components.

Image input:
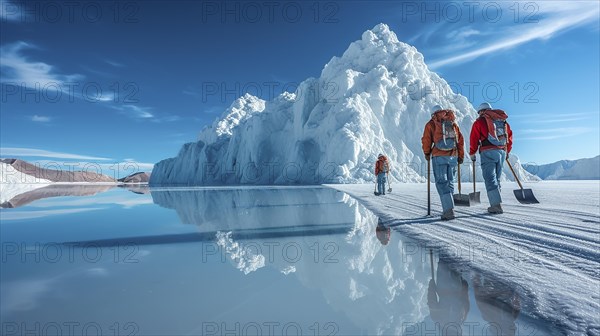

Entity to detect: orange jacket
[375,157,389,175]
[421,119,465,159]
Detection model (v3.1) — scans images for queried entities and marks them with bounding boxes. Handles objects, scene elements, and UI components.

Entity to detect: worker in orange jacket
[422,105,465,220]
[374,154,390,195]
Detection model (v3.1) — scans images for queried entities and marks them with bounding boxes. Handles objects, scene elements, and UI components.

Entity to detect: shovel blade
[513,189,539,204]
[468,192,481,204]
[388,187,392,193]
[453,194,471,207]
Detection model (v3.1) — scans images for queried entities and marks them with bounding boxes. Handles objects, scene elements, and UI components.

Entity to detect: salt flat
[327,180,600,335]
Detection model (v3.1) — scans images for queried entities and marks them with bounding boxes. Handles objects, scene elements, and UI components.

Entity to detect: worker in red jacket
[469,102,513,214]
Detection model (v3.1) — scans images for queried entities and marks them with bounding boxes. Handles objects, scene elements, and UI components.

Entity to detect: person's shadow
[427,252,470,336]
[472,273,521,336]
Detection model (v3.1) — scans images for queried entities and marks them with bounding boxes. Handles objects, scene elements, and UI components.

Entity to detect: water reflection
[0,184,149,208]
[1,186,542,335]
[427,251,470,336]
[0,184,115,208]
[376,217,391,246]
[150,187,356,233]
[473,273,521,336]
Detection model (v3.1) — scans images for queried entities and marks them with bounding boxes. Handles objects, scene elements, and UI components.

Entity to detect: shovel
[429,249,435,285]
[427,159,431,216]
[387,172,392,193]
[506,157,540,204]
[469,161,481,203]
[453,163,471,206]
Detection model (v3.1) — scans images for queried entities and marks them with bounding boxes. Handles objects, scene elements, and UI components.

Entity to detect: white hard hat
[431,104,442,115]
[477,102,492,112]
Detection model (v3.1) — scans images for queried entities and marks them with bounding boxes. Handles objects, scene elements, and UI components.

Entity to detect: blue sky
[1,0,598,175]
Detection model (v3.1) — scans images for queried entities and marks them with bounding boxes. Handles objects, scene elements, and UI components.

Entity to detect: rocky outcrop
[0,158,116,183]
[118,172,151,183]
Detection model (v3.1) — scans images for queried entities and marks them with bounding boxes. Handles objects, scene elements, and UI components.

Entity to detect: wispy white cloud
[519,127,594,140]
[31,115,51,123]
[510,112,597,123]
[0,41,82,87]
[121,159,154,171]
[112,104,154,119]
[28,159,154,176]
[31,194,153,209]
[0,208,104,220]
[0,147,112,161]
[105,60,124,67]
[428,2,600,69]
[183,90,198,96]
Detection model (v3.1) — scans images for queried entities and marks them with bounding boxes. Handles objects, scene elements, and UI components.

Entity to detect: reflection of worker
[473,273,521,336]
[375,217,391,245]
[428,261,470,335]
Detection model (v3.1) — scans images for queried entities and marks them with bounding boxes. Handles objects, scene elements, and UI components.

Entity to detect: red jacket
[375,157,389,175]
[469,117,513,155]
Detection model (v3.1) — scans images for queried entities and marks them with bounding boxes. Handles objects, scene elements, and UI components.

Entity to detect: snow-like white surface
[0,162,50,203]
[327,181,600,334]
[150,23,534,185]
[524,155,600,180]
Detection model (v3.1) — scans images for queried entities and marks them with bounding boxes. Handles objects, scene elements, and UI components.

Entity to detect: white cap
[477,102,492,112]
[378,153,383,158]
[431,104,442,115]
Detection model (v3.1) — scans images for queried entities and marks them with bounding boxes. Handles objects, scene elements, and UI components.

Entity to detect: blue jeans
[480,149,506,206]
[377,172,387,194]
[432,156,457,212]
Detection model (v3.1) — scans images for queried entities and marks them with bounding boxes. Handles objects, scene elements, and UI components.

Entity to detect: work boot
[441,209,455,220]
[487,204,503,214]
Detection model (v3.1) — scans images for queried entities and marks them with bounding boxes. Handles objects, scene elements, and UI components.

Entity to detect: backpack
[432,110,458,151]
[376,156,388,173]
[480,109,509,147]
[487,119,507,146]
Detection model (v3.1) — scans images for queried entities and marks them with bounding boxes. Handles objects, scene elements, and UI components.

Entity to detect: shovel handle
[472,161,476,192]
[429,249,435,284]
[427,159,431,216]
[457,162,462,194]
[505,157,524,190]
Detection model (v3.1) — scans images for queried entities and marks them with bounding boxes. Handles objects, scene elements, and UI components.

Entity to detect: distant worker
[375,154,390,196]
[469,102,513,214]
[422,105,465,220]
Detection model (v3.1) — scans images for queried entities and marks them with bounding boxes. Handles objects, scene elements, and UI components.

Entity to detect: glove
[506,153,510,160]
[425,154,431,161]
[458,157,464,165]
[470,154,476,162]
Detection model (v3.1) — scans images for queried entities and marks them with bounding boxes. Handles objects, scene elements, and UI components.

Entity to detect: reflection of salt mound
[216,231,266,274]
[287,201,430,334]
[151,186,431,333]
[150,187,356,232]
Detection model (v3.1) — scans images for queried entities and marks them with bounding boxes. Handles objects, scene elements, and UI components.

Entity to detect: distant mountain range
[1,158,150,183]
[522,156,600,180]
